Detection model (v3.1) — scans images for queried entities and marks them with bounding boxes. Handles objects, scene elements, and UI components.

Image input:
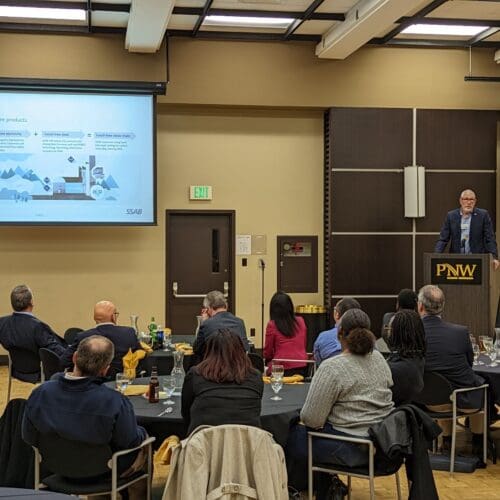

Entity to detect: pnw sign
[431,258,482,285]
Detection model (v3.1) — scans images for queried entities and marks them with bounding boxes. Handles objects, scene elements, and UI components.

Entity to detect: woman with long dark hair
[286,309,393,499]
[181,329,263,434]
[264,291,307,375]
[384,309,426,405]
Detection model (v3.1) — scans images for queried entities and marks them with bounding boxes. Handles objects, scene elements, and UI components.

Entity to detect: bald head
[93,300,118,324]
[73,335,114,377]
[418,285,445,316]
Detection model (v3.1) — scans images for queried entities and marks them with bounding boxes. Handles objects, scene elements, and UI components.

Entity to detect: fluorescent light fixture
[401,24,488,37]
[204,15,294,29]
[0,6,86,21]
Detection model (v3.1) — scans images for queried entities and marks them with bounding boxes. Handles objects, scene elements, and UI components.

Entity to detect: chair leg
[369,476,375,500]
[347,475,352,500]
[451,419,457,475]
[395,471,402,500]
[7,372,12,403]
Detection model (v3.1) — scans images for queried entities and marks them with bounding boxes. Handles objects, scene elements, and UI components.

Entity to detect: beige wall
[0,33,498,346]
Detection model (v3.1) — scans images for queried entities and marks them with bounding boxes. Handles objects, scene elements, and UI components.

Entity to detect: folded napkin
[175,343,193,355]
[262,374,304,384]
[123,384,149,396]
[139,342,153,354]
[154,435,180,465]
[122,348,148,379]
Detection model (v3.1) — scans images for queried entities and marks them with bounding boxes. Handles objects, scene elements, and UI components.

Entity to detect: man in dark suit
[193,290,249,363]
[0,284,66,382]
[60,300,141,377]
[418,284,485,453]
[435,189,499,270]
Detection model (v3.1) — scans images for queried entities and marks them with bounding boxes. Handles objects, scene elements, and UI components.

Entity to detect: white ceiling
[0,0,498,59]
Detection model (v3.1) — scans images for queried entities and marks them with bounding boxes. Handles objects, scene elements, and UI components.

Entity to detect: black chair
[307,432,403,500]
[33,433,155,500]
[248,353,265,373]
[39,349,62,381]
[63,328,83,346]
[413,371,489,474]
[6,348,42,402]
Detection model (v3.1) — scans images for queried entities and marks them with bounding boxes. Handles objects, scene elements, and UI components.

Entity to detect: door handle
[172,282,229,299]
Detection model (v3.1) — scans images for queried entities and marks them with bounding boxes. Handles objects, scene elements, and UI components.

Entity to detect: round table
[0,489,72,499]
[112,378,309,447]
[473,354,500,406]
[139,335,195,375]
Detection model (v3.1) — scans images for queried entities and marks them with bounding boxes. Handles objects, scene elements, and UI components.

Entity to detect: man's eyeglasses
[113,311,120,317]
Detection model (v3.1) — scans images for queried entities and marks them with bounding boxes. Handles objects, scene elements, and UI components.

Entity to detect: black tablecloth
[474,354,500,406]
[0,489,71,499]
[139,335,195,375]
[108,378,309,447]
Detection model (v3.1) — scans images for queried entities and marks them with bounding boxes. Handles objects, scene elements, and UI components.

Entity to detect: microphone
[259,258,265,269]
[461,239,466,254]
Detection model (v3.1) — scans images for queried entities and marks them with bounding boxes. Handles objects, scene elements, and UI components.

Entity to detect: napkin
[154,435,180,465]
[262,374,304,384]
[123,384,149,396]
[175,343,193,355]
[139,342,153,354]
[122,348,148,379]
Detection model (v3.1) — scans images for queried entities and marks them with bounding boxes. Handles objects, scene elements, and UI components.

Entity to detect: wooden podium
[423,253,497,337]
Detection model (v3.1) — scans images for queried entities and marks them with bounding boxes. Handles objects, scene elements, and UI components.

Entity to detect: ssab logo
[431,258,482,285]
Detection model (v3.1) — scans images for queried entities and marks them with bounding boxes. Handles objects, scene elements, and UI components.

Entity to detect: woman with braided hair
[384,309,426,405]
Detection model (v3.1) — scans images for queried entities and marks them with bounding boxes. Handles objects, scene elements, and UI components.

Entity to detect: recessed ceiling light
[0,6,86,21]
[401,24,488,37]
[204,15,294,29]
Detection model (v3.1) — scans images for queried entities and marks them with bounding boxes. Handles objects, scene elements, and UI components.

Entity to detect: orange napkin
[262,374,304,384]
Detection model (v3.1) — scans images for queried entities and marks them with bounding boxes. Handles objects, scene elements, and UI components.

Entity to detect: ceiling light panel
[204,15,294,29]
[401,24,489,37]
[0,6,86,21]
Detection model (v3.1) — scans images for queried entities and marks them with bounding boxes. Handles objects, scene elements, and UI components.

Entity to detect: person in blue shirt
[313,297,360,365]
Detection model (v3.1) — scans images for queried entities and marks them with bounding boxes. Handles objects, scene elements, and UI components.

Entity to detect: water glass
[271,364,284,380]
[162,376,176,405]
[115,372,130,394]
[163,332,172,351]
[489,349,498,367]
[472,344,480,366]
[270,376,283,401]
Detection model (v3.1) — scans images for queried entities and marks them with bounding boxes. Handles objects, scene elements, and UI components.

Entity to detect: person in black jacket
[384,309,425,406]
[182,328,263,434]
[418,284,485,453]
[0,285,66,383]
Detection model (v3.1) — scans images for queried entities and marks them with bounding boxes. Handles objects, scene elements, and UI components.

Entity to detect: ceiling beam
[167,29,320,43]
[192,0,213,36]
[469,27,500,45]
[284,0,325,40]
[125,0,173,53]
[397,16,500,28]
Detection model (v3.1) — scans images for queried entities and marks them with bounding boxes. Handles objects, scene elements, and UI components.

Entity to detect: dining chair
[39,348,63,381]
[33,433,155,500]
[63,327,83,346]
[6,348,42,402]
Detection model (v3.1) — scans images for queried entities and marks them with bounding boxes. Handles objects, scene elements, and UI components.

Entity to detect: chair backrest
[8,347,41,378]
[248,353,265,373]
[412,371,453,406]
[39,348,62,380]
[37,433,111,479]
[64,327,83,345]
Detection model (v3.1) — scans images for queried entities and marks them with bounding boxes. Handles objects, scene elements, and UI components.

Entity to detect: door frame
[165,209,236,324]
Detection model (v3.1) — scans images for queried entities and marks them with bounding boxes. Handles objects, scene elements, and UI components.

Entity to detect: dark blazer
[435,208,498,259]
[193,311,249,363]
[387,355,425,406]
[60,324,141,377]
[181,368,263,434]
[422,315,484,408]
[0,313,66,382]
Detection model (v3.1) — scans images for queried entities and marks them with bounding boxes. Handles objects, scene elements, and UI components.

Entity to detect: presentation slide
[0,91,155,224]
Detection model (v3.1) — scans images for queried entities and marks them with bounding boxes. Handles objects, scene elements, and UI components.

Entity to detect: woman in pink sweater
[264,291,308,376]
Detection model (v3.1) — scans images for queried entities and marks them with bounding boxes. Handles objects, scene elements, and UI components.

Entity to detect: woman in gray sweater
[286,309,394,498]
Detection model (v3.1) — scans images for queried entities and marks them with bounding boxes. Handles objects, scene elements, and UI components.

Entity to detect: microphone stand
[259,259,265,355]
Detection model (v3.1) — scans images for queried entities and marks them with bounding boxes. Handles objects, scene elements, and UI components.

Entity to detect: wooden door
[166,210,235,334]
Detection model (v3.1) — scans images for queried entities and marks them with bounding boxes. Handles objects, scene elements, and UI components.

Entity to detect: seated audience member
[313,297,360,365]
[384,309,426,405]
[60,300,141,378]
[0,285,66,382]
[263,291,307,376]
[287,309,393,498]
[182,329,263,434]
[23,335,147,497]
[418,284,485,455]
[193,290,249,363]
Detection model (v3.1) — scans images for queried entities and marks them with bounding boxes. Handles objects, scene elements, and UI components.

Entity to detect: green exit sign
[190,185,213,200]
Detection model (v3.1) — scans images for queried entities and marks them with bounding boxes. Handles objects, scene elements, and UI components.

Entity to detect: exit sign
[190,185,213,200]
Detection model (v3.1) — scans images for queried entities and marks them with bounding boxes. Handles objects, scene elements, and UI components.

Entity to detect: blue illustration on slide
[0,153,119,202]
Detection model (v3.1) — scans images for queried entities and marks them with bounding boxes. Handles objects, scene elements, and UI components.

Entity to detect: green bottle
[148,316,158,346]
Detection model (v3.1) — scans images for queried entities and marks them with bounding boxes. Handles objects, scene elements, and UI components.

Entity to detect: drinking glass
[489,349,498,367]
[472,344,480,366]
[163,331,172,351]
[162,376,176,405]
[271,364,284,380]
[115,373,130,394]
[270,376,283,401]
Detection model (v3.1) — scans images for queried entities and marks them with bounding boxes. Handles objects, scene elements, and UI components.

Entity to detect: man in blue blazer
[60,300,141,378]
[435,189,499,270]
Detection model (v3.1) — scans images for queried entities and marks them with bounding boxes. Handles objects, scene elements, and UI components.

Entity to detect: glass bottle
[130,315,139,336]
[148,366,159,403]
[148,316,158,347]
[171,350,185,391]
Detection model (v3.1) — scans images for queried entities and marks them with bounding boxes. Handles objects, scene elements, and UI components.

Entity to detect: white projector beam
[125,0,173,53]
[316,0,429,60]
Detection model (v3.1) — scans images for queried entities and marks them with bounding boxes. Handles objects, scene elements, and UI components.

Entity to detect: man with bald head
[61,300,141,377]
[435,189,499,270]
